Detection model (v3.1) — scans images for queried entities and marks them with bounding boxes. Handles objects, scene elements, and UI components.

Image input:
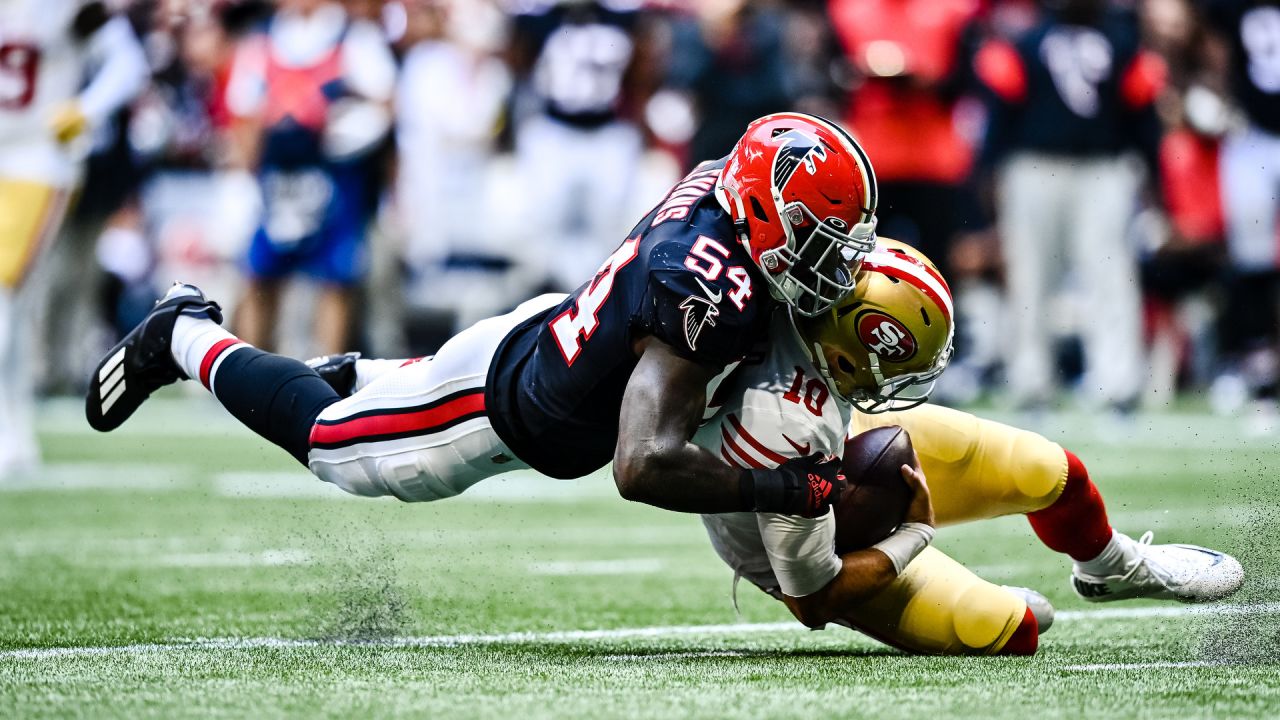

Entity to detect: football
[834,425,915,553]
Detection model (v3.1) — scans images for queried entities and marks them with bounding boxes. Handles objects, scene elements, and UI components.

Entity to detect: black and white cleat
[86,283,222,432]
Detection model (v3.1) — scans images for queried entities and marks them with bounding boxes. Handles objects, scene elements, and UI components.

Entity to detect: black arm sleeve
[72,1,110,41]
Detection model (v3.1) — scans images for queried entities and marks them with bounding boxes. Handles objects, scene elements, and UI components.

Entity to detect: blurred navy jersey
[975,8,1164,163]
[514,0,639,127]
[1204,0,1280,133]
[486,160,772,479]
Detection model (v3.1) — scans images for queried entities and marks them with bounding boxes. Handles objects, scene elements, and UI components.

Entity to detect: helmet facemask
[789,235,955,415]
[760,198,878,317]
[846,339,954,414]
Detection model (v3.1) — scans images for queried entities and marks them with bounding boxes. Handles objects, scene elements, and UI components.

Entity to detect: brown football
[834,425,914,553]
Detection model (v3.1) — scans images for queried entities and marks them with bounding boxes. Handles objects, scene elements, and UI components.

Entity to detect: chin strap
[787,308,845,401]
[867,352,887,387]
[716,184,750,240]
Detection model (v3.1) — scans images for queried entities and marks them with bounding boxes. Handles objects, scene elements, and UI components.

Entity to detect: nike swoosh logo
[695,277,723,304]
[781,434,811,456]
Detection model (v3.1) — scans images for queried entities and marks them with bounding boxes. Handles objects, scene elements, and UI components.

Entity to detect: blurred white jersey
[696,313,852,598]
[0,0,95,186]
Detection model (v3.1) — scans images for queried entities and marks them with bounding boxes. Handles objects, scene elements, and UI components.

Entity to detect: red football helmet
[716,112,878,316]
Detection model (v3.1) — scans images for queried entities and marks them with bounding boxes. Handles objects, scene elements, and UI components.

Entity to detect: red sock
[996,607,1039,656]
[1026,450,1113,562]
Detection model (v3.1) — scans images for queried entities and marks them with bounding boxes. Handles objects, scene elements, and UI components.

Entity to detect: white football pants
[306,294,564,501]
[997,153,1144,406]
[516,115,642,292]
[1220,122,1280,272]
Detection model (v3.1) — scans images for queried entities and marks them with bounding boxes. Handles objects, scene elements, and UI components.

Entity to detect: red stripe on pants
[309,391,485,448]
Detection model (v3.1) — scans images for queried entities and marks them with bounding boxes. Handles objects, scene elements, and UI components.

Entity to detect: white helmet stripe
[862,253,954,322]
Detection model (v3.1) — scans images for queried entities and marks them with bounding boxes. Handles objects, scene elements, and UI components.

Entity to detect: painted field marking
[527,559,666,576]
[0,464,192,492]
[149,550,313,568]
[1062,660,1233,672]
[5,602,1279,661]
[213,473,356,499]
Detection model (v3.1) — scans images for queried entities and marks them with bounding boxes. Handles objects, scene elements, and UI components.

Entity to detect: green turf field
[3,396,1280,718]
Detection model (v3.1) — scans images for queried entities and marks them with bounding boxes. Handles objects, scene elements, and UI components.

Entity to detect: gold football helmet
[794,238,954,413]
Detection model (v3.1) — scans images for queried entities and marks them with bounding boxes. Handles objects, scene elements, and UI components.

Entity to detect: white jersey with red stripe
[695,312,852,598]
[0,0,94,186]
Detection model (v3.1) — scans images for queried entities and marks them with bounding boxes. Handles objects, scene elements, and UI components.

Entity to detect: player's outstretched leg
[1027,450,1244,603]
[86,283,341,465]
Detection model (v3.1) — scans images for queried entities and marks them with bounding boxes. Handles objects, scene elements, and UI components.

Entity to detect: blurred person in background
[826,0,999,402]
[663,0,792,165]
[225,0,397,354]
[827,0,983,274]
[1200,0,1280,429]
[108,0,270,338]
[1138,0,1229,404]
[394,0,514,336]
[0,0,147,478]
[509,0,658,292]
[974,0,1165,413]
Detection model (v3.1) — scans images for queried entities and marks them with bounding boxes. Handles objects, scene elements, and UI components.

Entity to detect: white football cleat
[1002,585,1054,633]
[1071,531,1245,603]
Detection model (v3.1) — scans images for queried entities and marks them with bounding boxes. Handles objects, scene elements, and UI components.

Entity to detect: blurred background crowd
[3,0,1279,478]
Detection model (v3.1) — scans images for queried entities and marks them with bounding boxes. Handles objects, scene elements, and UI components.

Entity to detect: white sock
[1075,530,1133,576]
[170,315,247,391]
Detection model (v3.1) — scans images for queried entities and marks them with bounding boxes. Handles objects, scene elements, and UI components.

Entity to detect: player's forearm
[79,17,148,126]
[613,439,746,513]
[784,550,897,628]
[226,119,262,171]
[615,338,748,513]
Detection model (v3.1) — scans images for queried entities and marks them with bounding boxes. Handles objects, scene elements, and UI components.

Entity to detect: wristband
[871,522,934,574]
[741,468,793,512]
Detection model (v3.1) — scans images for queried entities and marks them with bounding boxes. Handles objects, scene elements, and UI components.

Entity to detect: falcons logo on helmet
[771,128,829,190]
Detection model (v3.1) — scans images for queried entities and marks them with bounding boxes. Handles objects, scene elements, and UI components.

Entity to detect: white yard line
[0,464,192,491]
[212,472,356,500]
[527,559,666,576]
[1056,602,1280,621]
[1062,660,1233,671]
[149,550,313,568]
[6,602,1279,661]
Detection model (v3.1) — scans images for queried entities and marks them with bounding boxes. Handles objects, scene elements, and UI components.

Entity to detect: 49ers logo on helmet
[856,310,916,361]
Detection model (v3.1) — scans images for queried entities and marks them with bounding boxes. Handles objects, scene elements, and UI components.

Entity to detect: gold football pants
[842,404,1070,654]
[0,178,68,289]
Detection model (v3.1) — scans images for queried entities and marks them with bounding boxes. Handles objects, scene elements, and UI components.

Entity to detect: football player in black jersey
[1203,0,1280,427]
[85,113,879,519]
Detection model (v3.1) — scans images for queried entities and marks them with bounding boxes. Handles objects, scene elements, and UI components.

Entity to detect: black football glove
[740,453,846,518]
[304,351,361,398]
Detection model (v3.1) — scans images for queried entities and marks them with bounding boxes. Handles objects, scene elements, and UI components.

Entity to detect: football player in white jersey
[0,0,147,477]
[696,239,1244,655]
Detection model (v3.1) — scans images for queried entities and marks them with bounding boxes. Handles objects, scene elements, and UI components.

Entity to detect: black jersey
[514,0,639,128]
[1205,0,1280,134]
[982,10,1157,161]
[486,160,773,479]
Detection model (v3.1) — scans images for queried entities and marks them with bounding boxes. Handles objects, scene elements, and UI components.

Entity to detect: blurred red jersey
[829,0,980,184]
